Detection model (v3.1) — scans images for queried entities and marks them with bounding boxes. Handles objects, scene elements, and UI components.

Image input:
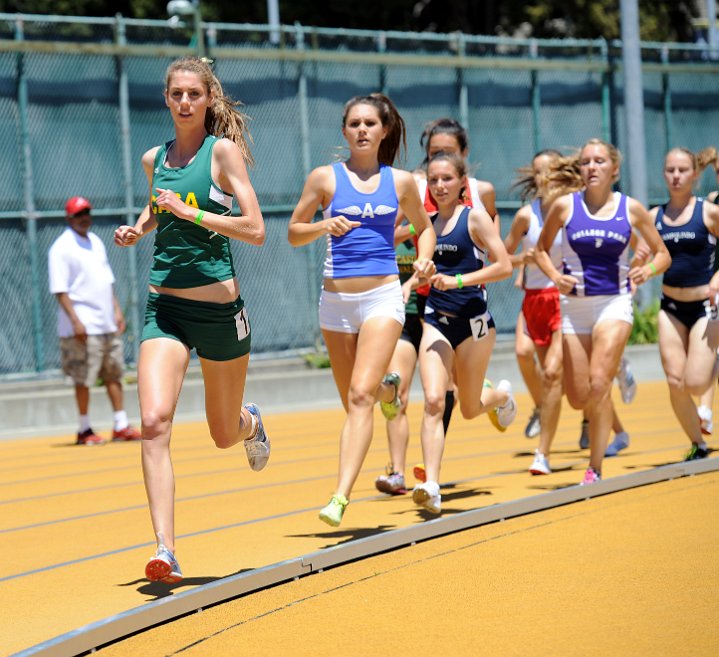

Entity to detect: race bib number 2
[235,307,250,341]
[469,310,491,341]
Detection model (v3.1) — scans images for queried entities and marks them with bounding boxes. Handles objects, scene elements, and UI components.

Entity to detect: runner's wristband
[455,274,464,289]
[194,210,205,225]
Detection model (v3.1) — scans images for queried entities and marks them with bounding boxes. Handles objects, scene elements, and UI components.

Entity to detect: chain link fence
[2,13,719,377]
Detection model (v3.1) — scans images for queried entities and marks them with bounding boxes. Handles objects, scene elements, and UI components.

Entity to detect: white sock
[79,414,91,432]
[113,410,129,431]
[697,405,713,421]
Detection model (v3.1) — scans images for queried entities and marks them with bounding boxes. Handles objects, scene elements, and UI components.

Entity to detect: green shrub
[303,351,331,369]
[629,300,659,344]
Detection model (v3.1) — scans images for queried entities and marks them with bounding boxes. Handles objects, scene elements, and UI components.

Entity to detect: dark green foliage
[629,300,659,345]
[1,0,701,43]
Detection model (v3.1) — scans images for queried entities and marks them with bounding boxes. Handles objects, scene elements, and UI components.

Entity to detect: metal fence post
[377,31,388,95]
[456,32,468,131]
[295,22,320,345]
[15,17,45,372]
[600,39,612,144]
[530,39,541,153]
[661,45,673,150]
[114,14,141,365]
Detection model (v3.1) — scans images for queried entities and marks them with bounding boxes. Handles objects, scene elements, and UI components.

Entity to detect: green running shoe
[319,494,349,527]
[379,372,401,421]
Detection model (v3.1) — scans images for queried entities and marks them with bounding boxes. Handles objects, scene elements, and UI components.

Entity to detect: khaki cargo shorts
[60,333,124,388]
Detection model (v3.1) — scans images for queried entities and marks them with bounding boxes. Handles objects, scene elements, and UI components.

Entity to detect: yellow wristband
[648,262,657,276]
[455,273,464,289]
[194,210,205,225]
[408,223,417,236]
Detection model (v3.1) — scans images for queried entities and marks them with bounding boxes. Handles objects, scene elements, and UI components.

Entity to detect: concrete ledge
[0,343,665,439]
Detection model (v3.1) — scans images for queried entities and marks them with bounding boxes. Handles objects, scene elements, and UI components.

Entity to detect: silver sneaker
[604,431,629,457]
[616,357,637,404]
[243,403,270,471]
[524,407,541,438]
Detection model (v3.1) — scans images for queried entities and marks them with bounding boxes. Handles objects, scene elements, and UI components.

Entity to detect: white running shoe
[616,357,637,404]
[145,543,182,583]
[698,405,713,435]
[412,480,441,514]
[494,379,517,430]
[529,450,551,475]
[243,403,270,471]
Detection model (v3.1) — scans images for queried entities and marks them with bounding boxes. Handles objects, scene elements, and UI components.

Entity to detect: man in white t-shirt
[48,196,140,445]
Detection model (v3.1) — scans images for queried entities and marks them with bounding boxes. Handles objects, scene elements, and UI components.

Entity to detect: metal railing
[1,13,718,377]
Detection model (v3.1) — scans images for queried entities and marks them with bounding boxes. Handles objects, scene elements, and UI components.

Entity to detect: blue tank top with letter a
[322,162,399,278]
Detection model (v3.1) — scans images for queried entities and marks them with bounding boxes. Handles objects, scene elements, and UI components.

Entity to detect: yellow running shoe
[319,494,349,527]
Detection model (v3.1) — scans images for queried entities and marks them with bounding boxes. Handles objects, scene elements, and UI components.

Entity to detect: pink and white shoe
[580,466,601,486]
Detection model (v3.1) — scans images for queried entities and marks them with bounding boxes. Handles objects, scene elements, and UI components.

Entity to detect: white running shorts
[319,280,405,334]
[560,293,634,335]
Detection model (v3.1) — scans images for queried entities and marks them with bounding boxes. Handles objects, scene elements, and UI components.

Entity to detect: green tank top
[149,134,236,288]
[396,237,419,316]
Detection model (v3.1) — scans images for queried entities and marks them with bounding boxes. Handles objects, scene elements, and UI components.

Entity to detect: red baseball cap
[65,196,92,216]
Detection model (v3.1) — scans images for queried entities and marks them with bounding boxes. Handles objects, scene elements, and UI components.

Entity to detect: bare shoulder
[212,137,246,164]
[412,168,427,183]
[627,196,650,218]
[392,168,420,195]
[392,168,415,185]
[703,197,719,231]
[473,177,496,195]
[307,164,335,187]
[468,205,493,226]
[704,196,719,215]
[510,203,532,228]
[141,146,160,168]
[141,146,161,179]
[515,203,532,220]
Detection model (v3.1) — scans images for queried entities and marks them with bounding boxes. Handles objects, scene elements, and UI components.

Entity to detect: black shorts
[399,312,423,353]
[424,306,495,350]
[661,294,716,330]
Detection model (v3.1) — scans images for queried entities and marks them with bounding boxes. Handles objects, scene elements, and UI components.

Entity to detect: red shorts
[522,287,561,346]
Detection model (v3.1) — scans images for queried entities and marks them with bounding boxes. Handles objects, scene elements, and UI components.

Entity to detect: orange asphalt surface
[2,380,718,656]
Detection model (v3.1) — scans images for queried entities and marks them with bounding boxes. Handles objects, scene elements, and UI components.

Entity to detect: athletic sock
[79,414,91,433]
[113,410,129,431]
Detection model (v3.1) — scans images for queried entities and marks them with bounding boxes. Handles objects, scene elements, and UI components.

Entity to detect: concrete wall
[0,343,666,440]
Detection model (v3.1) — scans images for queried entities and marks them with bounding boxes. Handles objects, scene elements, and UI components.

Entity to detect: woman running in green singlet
[114,57,269,584]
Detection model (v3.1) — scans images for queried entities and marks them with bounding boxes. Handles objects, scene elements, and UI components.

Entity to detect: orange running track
[2,380,717,656]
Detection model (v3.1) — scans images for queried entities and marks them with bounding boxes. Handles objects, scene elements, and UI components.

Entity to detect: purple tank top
[561,191,632,297]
